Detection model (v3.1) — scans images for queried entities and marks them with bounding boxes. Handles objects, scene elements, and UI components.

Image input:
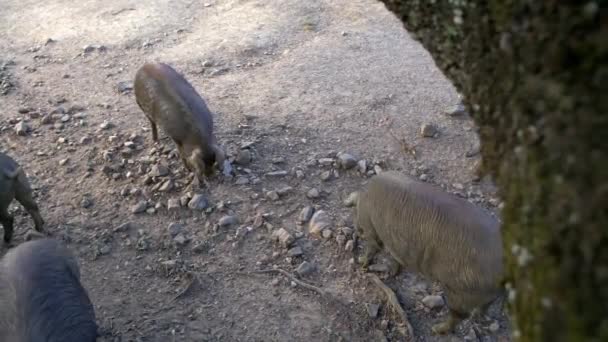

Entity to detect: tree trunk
[377,1,607,341]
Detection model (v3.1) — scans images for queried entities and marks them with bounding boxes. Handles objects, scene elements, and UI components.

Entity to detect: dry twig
[368,273,414,338]
[240,268,326,296]
[383,116,418,159]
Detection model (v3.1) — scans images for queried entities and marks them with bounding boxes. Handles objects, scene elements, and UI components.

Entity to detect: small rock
[113,222,131,233]
[60,114,71,122]
[320,170,332,181]
[218,215,238,228]
[367,264,389,273]
[271,278,280,286]
[308,210,331,237]
[146,207,156,214]
[131,201,147,214]
[266,191,280,201]
[14,121,30,136]
[265,170,288,177]
[366,303,380,318]
[340,227,354,236]
[173,233,190,246]
[98,244,111,255]
[345,240,354,252]
[277,186,292,196]
[179,195,190,207]
[298,206,315,224]
[357,159,367,173]
[99,120,113,130]
[322,229,332,239]
[420,123,438,137]
[80,197,93,208]
[150,164,169,177]
[59,158,69,166]
[335,234,346,246]
[489,321,500,333]
[306,188,320,199]
[188,194,209,210]
[41,114,54,125]
[464,328,478,342]
[168,222,184,237]
[159,179,175,192]
[337,153,357,169]
[79,136,92,145]
[235,149,251,165]
[422,295,445,309]
[167,198,180,211]
[445,103,467,117]
[419,174,428,181]
[296,261,314,276]
[373,164,383,175]
[117,81,133,93]
[235,176,250,185]
[318,158,334,166]
[344,192,358,207]
[287,246,303,257]
[272,228,294,247]
[295,170,305,178]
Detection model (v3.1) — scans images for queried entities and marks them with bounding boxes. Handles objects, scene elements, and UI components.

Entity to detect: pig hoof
[431,321,453,335]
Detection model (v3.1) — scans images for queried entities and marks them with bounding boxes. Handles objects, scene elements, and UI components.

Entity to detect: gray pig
[353,171,504,334]
[0,238,97,341]
[134,62,225,183]
[0,152,44,244]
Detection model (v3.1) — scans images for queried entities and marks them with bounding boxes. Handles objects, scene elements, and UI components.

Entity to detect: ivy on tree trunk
[377,1,607,341]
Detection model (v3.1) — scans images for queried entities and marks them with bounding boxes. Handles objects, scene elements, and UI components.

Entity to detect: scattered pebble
[113,222,131,233]
[318,158,334,166]
[80,196,93,208]
[322,229,332,239]
[150,164,169,177]
[265,170,288,177]
[266,191,280,201]
[422,295,445,309]
[489,321,500,333]
[14,121,30,136]
[445,103,467,117]
[464,328,478,342]
[117,81,133,93]
[235,149,251,165]
[306,188,320,199]
[271,278,281,286]
[159,179,175,192]
[298,206,315,224]
[272,228,294,247]
[357,159,367,173]
[320,170,332,181]
[373,165,383,175]
[337,153,357,169]
[366,303,380,318]
[287,246,303,257]
[131,201,147,214]
[308,210,331,237]
[296,261,314,276]
[335,234,346,246]
[168,222,184,237]
[99,120,113,130]
[420,123,438,137]
[167,198,180,211]
[218,215,238,228]
[345,240,354,252]
[173,233,190,246]
[344,192,358,207]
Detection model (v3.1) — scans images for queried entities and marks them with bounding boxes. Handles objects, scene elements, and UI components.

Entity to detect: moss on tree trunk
[377,1,607,341]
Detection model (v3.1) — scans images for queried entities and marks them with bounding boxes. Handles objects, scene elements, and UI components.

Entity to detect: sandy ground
[0,0,509,341]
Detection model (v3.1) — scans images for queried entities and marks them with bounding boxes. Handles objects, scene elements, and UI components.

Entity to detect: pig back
[363,172,503,291]
[135,63,216,148]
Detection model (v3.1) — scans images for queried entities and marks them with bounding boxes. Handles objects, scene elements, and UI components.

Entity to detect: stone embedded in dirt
[41,114,54,125]
[373,165,383,175]
[464,328,478,342]
[335,234,346,247]
[131,201,148,214]
[113,222,131,233]
[180,195,190,207]
[466,140,481,157]
[422,295,445,309]
[295,170,305,179]
[296,261,314,276]
[318,158,334,166]
[272,228,294,247]
[79,136,91,145]
[59,158,69,166]
[14,121,30,136]
[366,303,380,318]
[345,240,354,252]
[60,114,71,122]
[159,179,175,192]
[271,278,280,286]
[357,159,367,173]
[168,222,184,237]
[419,174,428,182]
[287,246,303,257]
[150,164,169,177]
[218,215,238,228]
[344,192,358,207]
[340,227,354,237]
[98,244,112,255]
[266,191,280,201]
[306,188,320,199]
[367,263,389,273]
[265,170,288,177]
[445,103,467,117]
[420,123,438,137]
[276,186,293,196]
[298,206,315,224]
[173,233,190,246]
[80,196,93,208]
[188,194,209,210]
[235,176,249,185]
[322,229,332,239]
[308,210,331,237]
[337,153,357,169]
[320,170,332,181]
[167,198,180,211]
[99,120,113,130]
[146,207,156,214]
[235,149,251,165]
[117,81,133,93]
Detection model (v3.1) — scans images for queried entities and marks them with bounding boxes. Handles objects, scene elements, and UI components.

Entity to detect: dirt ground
[0,0,511,341]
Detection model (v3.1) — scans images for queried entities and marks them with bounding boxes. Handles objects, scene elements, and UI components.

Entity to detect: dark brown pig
[134,62,225,183]
[353,171,504,334]
[0,238,97,341]
[0,152,44,244]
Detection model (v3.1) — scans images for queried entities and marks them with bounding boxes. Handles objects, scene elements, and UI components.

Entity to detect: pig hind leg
[355,208,381,268]
[14,183,44,232]
[0,207,14,243]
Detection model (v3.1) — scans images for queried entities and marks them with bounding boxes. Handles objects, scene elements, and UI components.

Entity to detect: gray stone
[345,240,354,252]
[14,121,30,136]
[150,164,169,177]
[235,176,250,185]
[117,81,133,93]
[99,120,113,130]
[173,233,190,246]
[188,194,209,210]
[266,191,280,201]
[344,192,358,207]
[298,206,315,224]
[366,303,380,318]
[357,159,367,173]
[131,201,147,214]
[80,197,93,208]
[322,229,332,239]
[287,246,303,257]
[218,215,238,228]
[320,170,332,181]
[276,186,293,196]
[318,158,334,166]
[168,222,184,237]
[167,198,180,211]
[159,179,174,192]
[422,295,445,309]
[235,149,251,165]
[337,153,357,169]
[308,210,331,237]
[489,321,500,333]
[420,123,438,137]
[265,170,288,177]
[306,188,320,199]
[296,261,314,276]
[445,103,467,117]
[335,234,346,247]
[272,228,294,247]
[113,222,131,233]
